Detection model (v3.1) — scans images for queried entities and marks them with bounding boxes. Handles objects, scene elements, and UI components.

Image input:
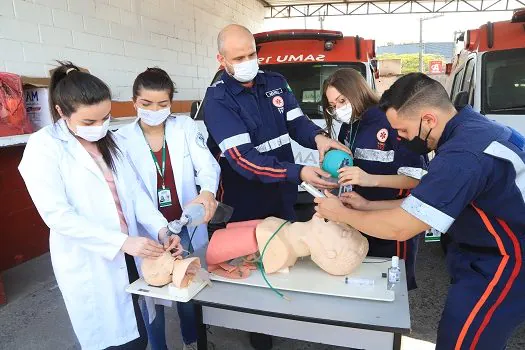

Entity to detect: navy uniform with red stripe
[400,106,525,349]
[204,70,321,223]
[338,106,427,290]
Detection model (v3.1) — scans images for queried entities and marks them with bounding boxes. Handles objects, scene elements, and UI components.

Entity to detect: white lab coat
[18,119,168,350]
[117,114,220,251]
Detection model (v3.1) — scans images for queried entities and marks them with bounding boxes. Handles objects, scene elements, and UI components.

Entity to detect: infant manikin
[206,215,369,279]
[142,252,201,288]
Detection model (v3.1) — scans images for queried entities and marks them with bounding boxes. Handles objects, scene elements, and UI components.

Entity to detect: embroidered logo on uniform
[265,88,283,98]
[377,128,389,143]
[278,107,284,114]
[272,96,284,108]
[196,132,207,149]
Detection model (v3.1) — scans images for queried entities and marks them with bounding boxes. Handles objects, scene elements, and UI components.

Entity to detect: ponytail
[49,61,120,171]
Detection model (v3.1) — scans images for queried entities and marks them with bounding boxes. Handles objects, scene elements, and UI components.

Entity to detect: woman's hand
[158,228,184,257]
[313,190,347,222]
[190,191,217,223]
[340,191,369,210]
[121,237,164,258]
[338,166,378,187]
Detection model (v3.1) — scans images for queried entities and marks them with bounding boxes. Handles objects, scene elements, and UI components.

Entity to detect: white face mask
[228,58,259,83]
[137,107,171,126]
[75,118,110,142]
[335,104,353,124]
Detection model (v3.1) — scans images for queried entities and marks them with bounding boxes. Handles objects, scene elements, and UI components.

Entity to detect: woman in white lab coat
[18,62,181,350]
[117,67,220,350]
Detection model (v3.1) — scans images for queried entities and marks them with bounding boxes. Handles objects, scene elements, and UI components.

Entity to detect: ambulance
[192,29,378,202]
[445,9,525,135]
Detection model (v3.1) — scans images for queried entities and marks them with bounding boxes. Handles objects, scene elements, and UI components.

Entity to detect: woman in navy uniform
[322,68,427,290]
[315,73,525,350]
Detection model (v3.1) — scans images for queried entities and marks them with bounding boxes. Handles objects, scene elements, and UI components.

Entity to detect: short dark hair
[49,61,120,171]
[379,73,453,116]
[133,67,175,101]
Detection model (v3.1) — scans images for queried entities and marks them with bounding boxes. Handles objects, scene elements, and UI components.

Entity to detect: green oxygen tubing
[257,220,291,301]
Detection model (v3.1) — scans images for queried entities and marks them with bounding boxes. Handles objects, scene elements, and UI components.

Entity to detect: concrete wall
[0,0,265,100]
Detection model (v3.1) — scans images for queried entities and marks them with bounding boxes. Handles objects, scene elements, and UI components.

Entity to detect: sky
[263,10,514,46]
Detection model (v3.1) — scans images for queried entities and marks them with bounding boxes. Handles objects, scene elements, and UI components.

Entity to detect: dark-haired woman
[18,62,182,349]
[322,68,427,290]
[117,67,220,350]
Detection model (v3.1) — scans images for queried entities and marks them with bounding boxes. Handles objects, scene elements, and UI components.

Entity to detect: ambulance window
[461,59,475,92]
[482,48,525,114]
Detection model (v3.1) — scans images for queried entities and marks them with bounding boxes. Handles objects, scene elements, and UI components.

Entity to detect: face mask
[334,103,353,124]
[227,59,259,83]
[401,119,432,155]
[74,118,110,142]
[138,107,171,126]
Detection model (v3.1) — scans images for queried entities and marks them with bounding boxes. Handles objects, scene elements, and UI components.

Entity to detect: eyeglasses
[325,106,337,116]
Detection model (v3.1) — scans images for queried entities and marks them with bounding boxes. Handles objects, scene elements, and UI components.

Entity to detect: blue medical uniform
[401,106,525,349]
[204,70,321,222]
[338,106,427,290]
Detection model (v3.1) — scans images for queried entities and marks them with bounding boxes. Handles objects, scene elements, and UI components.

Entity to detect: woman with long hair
[322,68,427,290]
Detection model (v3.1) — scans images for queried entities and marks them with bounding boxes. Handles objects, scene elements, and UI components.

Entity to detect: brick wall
[0,0,265,100]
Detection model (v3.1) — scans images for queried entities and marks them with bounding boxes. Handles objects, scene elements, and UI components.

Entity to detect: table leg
[194,303,208,350]
[393,333,402,350]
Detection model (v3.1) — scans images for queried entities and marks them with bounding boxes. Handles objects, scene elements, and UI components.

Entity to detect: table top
[191,247,411,334]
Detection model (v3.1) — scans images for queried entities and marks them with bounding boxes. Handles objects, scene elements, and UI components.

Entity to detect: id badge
[425,228,442,242]
[158,188,172,208]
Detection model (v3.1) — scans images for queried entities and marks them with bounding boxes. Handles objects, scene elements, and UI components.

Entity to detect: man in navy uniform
[315,73,525,350]
[204,24,348,223]
[203,24,349,350]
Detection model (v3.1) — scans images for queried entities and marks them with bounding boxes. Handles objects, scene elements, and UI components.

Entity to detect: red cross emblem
[272,96,284,108]
[377,128,388,143]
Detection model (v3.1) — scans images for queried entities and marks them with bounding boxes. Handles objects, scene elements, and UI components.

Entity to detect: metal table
[191,248,411,350]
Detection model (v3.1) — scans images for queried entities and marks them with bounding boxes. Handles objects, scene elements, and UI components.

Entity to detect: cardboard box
[22,64,89,131]
[22,77,51,131]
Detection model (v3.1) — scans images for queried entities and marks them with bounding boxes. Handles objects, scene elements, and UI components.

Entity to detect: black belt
[458,243,501,255]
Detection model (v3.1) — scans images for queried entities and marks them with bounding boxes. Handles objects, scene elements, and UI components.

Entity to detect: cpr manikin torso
[207,215,369,278]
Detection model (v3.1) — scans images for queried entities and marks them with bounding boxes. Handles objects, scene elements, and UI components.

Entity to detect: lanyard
[347,119,361,153]
[141,128,167,189]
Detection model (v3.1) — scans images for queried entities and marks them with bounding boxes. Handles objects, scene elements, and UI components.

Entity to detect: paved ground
[1,234,524,350]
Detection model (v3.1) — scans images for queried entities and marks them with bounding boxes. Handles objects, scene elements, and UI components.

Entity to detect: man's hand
[121,237,164,258]
[190,191,217,222]
[338,166,378,187]
[313,190,348,222]
[314,134,351,163]
[300,166,338,189]
[340,191,369,210]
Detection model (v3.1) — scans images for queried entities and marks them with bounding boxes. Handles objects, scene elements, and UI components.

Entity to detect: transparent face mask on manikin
[228,58,259,83]
[137,107,171,126]
[335,103,353,124]
[74,118,110,142]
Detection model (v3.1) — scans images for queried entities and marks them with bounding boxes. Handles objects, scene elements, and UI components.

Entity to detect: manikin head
[142,252,200,288]
[379,73,458,155]
[300,215,368,275]
[216,24,259,83]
